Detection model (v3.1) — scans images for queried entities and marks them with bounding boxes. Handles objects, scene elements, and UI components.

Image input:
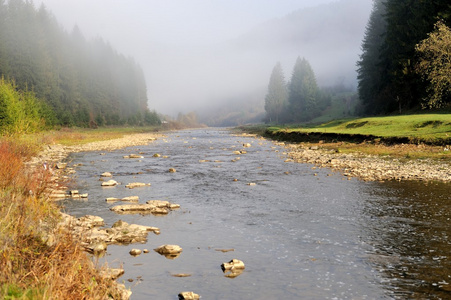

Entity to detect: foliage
[357,0,451,114]
[0,77,53,134]
[0,0,151,128]
[264,62,288,123]
[416,21,451,108]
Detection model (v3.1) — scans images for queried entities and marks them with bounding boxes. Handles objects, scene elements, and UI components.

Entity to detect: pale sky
[34,0,371,116]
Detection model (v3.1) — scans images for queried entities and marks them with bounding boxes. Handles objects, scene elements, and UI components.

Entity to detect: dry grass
[0,138,122,299]
[313,141,450,160]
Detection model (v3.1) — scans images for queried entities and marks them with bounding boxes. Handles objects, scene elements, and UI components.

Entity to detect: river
[62,128,451,299]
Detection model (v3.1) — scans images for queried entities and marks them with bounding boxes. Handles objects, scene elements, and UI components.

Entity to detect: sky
[35,0,371,116]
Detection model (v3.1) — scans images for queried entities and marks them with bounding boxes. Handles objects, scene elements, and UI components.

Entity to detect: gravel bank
[29,132,164,166]
[281,142,451,182]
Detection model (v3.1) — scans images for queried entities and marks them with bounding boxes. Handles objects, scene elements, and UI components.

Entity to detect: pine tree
[356,0,387,114]
[288,57,319,122]
[264,62,287,123]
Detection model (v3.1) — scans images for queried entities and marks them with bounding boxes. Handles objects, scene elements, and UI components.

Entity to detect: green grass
[267,114,451,144]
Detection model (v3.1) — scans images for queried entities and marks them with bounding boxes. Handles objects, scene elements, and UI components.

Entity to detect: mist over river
[62,128,451,299]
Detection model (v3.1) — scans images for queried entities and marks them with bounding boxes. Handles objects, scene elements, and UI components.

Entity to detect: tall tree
[0,0,156,127]
[264,62,288,123]
[416,21,451,108]
[356,0,387,114]
[288,56,319,122]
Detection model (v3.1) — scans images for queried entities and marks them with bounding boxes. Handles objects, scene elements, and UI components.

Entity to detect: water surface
[62,128,451,299]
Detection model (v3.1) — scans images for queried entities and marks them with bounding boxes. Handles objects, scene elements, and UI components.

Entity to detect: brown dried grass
[0,138,121,299]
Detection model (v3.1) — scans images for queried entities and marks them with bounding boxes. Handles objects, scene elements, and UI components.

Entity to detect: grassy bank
[18,126,161,147]
[0,127,156,299]
[239,114,451,159]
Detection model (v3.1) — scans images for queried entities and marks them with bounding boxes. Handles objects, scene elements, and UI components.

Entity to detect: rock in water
[178,291,200,300]
[221,259,245,271]
[154,244,183,255]
[129,249,142,256]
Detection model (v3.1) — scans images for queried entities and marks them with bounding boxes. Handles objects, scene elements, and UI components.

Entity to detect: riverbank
[1,130,164,299]
[237,126,450,183]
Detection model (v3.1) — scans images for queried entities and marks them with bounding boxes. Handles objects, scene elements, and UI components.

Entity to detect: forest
[264,0,451,124]
[0,0,160,134]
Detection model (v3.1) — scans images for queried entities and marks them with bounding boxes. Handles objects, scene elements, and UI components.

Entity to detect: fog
[35,0,373,118]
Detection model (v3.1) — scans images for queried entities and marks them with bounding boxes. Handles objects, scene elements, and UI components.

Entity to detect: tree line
[357,0,451,114]
[265,0,451,124]
[0,0,160,134]
[264,57,339,124]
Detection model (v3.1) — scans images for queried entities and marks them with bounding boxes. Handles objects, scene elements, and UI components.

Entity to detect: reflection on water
[361,181,451,298]
[62,128,451,299]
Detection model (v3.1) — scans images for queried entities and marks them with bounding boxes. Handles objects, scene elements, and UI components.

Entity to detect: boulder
[221,259,245,271]
[102,180,118,187]
[123,154,144,159]
[145,200,180,209]
[110,203,169,215]
[60,214,159,246]
[129,249,142,256]
[121,196,139,203]
[78,215,105,228]
[86,241,107,254]
[100,268,124,281]
[125,182,150,189]
[101,172,113,177]
[178,292,200,300]
[56,163,67,169]
[154,244,183,255]
[48,189,68,199]
[106,197,121,203]
[169,168,176,173]
[243,143,251,148]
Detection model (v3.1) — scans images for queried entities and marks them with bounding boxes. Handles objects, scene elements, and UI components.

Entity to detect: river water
[62,128,451,299]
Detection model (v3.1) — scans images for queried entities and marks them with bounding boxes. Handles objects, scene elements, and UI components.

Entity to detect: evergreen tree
[359,0,451,114]
[0,0,153,128]
[288,57,319,122]
[356,0,387,114]
[264,62,288,123]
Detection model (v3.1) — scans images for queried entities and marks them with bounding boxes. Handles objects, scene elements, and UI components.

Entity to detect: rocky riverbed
[28,130,450,299]
[282,142,450,182]
[27,132,163,299]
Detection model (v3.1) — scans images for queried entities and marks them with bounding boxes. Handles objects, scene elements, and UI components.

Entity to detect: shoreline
[29,132,165,166]
[27,132,165,299]
[283,142,450,183]
[237,132,450,183]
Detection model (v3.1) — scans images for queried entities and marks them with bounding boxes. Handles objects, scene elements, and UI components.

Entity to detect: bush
[0,78,51,135]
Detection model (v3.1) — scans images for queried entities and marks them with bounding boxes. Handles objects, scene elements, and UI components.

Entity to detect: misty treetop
[357,0,451,114]
[0,0,159,129]
[264,62,288,123]
[264,57,336,124]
